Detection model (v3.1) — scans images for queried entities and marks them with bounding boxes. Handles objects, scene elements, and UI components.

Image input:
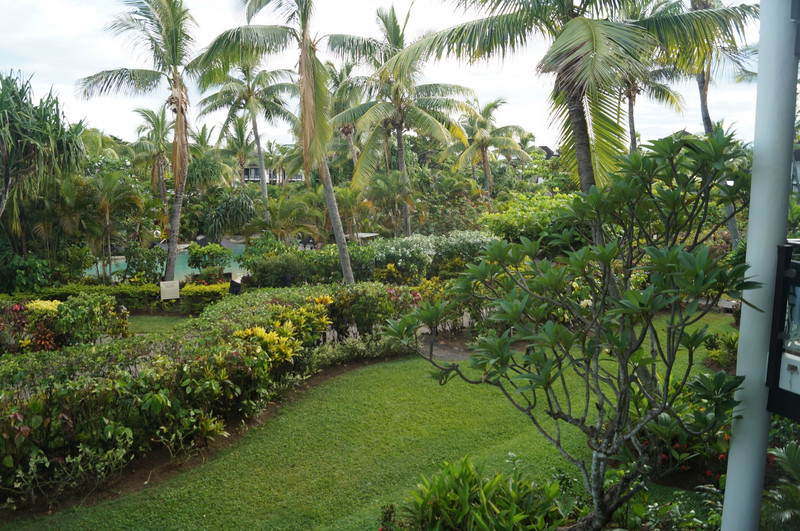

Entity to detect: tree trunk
[164,81,189,282]
[383,133,391,176]
[565,90,596,194]
[156,154,168,205]
[344,126,358,166]
[251,115,269,221]
[481,147,493,197]
[627,88,637,153]
[238,154,246,188]
[396,125,411,236]
[696,69,741,248]
[106,213,112,282]
[696,71,714,135]
[0,185,9,221]
[319,159,354,285]
[471,164,477,182]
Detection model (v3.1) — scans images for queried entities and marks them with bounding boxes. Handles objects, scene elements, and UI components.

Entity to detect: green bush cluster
[0,293,129,355]
[381,456,579,530]
[187,242,233,270]
[123,245,167,283]
[478,191,577,245]
[241,231,495,288]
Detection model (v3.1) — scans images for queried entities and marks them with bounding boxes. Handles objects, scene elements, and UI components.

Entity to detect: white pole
[721,2,798,529]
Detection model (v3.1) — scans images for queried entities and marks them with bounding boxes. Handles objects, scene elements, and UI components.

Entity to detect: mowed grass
[7,356,583,530]
[6,312,737,530]
[128,315,188,334]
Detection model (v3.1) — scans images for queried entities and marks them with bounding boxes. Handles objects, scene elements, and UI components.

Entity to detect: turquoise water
[89,244,248,282]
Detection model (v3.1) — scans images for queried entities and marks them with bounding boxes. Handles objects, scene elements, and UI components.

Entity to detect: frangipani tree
[78,0,196,282]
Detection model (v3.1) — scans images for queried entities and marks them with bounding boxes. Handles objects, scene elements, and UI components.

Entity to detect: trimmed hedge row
[242,231,498,287]
[9,282,229,315]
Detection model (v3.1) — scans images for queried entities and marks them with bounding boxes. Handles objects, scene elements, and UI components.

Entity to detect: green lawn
[128,315,188,334]
[6,312,737,530]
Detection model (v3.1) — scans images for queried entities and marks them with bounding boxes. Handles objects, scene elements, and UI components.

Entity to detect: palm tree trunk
[164,82,189,282]
[565,90,596,194]
[156,155,168,205]
[238,155,246,188]
[396,125,411,236]
[319,159,354,284]
[696,71,714,135]
[345,128,358,167]
[383,133,391,175]
[696,68,741,248]
[251,115,269,211]
[627,89,637,153]
[481,147,493,197]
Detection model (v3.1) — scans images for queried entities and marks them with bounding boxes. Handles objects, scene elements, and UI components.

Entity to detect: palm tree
[330,4,470,236]
[78,0,196,282]
[385,1,756,196]
[448,98,531,196]
[206,0,355,284]
[220,115,256,187]
[267,193,321,245]
[132,105,173,205]
[327,61,364,167]
[89,171,143,281]
[196,54,297,203]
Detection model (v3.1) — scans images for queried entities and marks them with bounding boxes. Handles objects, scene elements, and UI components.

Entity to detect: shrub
[478,191,576,244]
[123,245,167,283]
[383,456,576,530]
[305,243,376,283]
[310,336,411,372]
[327,283,416,338]
[236,233,295,272]
[194,266,226,285]
[371,236,434,284]
[179,283,229,315]
[250,253,311,287]
[187,242,233,270]
[54,292,129,346]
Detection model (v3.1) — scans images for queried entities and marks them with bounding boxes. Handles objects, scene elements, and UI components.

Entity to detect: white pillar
[721,2,798,529]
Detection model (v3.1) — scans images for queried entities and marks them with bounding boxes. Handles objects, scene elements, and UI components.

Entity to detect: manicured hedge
[9,282,229,315]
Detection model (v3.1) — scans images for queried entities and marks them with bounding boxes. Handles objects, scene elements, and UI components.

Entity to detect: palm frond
[77,68,162,98]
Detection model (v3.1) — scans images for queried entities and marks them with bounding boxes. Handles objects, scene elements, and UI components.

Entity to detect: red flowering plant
[630,371,740,485]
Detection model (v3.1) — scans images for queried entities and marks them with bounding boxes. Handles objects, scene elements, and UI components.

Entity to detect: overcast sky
[0,0,759,149]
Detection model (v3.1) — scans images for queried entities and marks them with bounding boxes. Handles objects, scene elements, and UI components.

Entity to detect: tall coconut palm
[385,1,756,196]
[330,4,470,236]
[132,105,173,205]
[78,0,196,282]
[448,98,531,197]
[205,0,355,284]
[196,54,297,203]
